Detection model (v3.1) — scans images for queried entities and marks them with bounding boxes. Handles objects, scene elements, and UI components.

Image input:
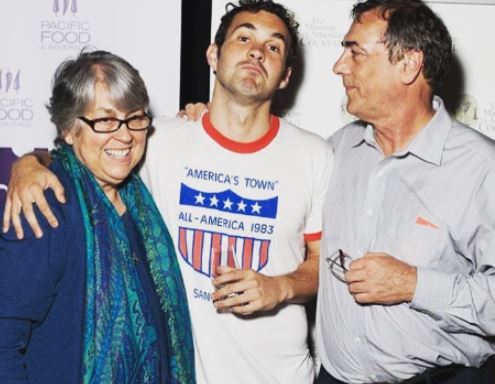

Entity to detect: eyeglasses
[78,115,152,133]
[340,39,386,48]
[325,249,352,282]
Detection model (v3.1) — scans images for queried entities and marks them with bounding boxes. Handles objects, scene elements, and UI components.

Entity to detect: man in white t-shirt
[3,1,333,383]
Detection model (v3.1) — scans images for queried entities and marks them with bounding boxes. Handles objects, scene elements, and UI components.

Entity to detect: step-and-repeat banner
[212,0,495,140]
[2,0,495,208]
[0,0,181,207]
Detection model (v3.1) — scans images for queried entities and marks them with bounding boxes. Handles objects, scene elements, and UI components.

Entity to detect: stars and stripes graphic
[178,227,270,277]
[179,183,278,219]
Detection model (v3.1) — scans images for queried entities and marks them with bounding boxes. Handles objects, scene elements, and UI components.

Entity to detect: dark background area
[180,0,213,109]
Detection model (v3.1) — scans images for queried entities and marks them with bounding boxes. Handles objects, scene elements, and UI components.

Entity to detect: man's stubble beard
[215,61,283,106]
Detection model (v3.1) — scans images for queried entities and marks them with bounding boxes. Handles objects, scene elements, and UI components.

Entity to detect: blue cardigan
[0,162,167,383]
[0,163,86,383]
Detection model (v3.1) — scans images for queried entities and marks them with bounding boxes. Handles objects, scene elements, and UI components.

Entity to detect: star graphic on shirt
[209,195,219,207]
[251,202,262,214]
[223,198,233,210]
[194,192,205,205]
[237,200,247,212]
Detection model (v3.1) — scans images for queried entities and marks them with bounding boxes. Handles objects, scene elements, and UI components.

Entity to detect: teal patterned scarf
[53,145,195,383]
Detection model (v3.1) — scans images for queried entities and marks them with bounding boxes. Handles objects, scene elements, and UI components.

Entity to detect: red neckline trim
[202,112,280,154]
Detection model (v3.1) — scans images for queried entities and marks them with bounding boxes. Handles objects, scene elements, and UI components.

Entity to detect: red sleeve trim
[304,232,322,242]
[202,112,280,154]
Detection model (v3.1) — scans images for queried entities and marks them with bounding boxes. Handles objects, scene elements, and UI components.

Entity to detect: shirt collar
[363,123,377,147]
[346,122,373,148]
[406,96,452,165]
[352,96,453,165]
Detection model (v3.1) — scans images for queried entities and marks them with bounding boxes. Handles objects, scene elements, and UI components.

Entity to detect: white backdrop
[0,0,182,204]
[212,0,495,140]
[2,0,495,206]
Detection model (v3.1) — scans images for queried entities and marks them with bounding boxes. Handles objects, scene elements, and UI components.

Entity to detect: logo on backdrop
[0,70,21,94]
[52,0,78,16]
[451,94,495,140]
[0,69,34,127]
[300,16,344,49]
[41,0,91,50]
[454,94,478,128]
[478,100,495,138]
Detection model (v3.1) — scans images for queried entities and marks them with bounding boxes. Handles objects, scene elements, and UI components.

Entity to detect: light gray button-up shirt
[316,97,495,383]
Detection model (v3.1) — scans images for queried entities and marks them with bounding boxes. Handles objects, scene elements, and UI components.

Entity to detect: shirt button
[371,374,377,380]
[366,209,373,217]
[354,336,361,343]
[377,170,384,177]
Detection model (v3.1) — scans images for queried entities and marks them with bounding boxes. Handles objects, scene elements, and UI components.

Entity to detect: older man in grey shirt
[316,1,495,383]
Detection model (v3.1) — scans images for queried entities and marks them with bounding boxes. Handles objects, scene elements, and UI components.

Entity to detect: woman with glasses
[0,50,195,383]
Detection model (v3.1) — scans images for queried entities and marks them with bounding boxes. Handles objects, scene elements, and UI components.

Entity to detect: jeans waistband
[400,364,461,384]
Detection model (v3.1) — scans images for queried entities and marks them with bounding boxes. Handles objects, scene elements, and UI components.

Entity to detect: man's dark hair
[352,0,452,87]
[214,0,299,69]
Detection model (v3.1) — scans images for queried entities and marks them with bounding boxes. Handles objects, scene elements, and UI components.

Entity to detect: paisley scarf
[53,145,195,383]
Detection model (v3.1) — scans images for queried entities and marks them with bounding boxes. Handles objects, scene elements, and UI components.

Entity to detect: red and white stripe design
[178,227,270,277]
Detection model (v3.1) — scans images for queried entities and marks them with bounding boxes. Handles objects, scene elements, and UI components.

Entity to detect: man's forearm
[278,258,319,304]
[211,242,320,314]
[27,150,51,167]
[278,241,320,304]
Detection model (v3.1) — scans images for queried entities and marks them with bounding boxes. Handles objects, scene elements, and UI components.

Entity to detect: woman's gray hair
[47,49,150,145]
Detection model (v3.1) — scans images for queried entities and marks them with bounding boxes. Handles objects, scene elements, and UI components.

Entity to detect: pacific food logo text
[0,69,33,126]
[41,0,91,49]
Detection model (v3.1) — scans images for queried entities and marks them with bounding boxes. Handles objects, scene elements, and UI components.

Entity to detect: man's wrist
[403,265,418,302]
[17,150,51,167]
[17,153,39,166]
[275,275,294,303]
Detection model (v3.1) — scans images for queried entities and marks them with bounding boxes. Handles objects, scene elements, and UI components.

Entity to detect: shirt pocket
[376,192,453,269]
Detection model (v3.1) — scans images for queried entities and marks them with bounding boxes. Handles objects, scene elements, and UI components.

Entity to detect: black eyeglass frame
[78,115,153,133]
[325,249,352,282]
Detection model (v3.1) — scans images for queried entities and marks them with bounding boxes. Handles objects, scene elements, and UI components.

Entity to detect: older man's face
[333,10,404,123]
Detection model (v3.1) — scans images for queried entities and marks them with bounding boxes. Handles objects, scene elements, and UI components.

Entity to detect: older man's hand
[345,253,417,305]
